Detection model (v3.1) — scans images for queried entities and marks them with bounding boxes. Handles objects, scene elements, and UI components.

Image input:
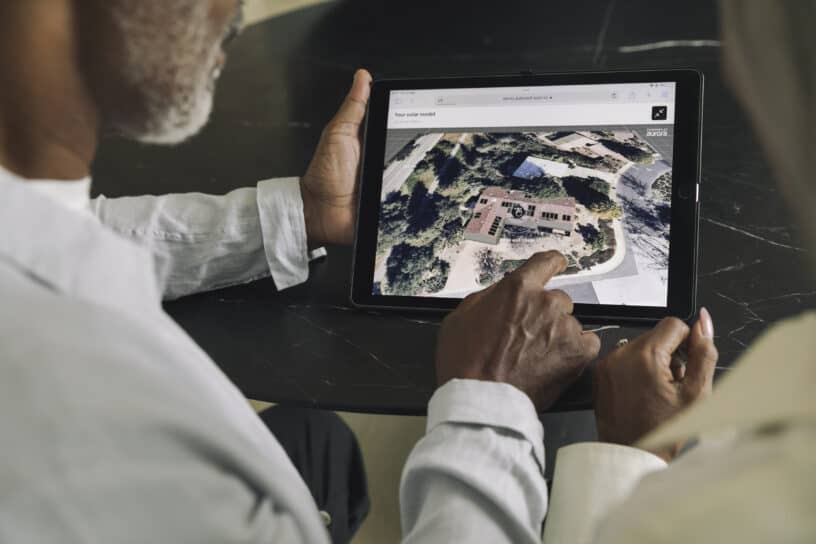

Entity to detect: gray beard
[108,2,221,145]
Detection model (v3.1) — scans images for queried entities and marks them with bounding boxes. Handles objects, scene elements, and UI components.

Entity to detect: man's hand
[301,69,372,248]
[436,251,601,411]
[593,309,718,462]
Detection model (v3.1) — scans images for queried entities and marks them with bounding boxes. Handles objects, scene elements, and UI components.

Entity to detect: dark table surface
[92,0,815,417]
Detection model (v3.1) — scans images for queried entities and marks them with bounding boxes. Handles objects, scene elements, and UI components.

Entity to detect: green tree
[377,191,410,254]
[385,243,436,295]
[477,248,502,285]
[599,138,653,164]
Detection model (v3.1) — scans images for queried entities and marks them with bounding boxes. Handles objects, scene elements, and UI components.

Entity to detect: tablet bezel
[351,70,703,323]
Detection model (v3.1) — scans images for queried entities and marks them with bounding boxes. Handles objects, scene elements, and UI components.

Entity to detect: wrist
[299,179,326,249]
[299,176,356,248]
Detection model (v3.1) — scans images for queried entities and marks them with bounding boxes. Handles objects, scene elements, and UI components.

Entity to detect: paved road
[548,229,640,288]
[385,130,423,163]
[622,159,672,195]
[380,133,443,197]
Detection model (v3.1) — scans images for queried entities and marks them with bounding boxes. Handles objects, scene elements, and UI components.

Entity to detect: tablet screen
[373,82,677,307]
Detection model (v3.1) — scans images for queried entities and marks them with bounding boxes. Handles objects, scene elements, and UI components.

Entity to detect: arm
[90,68,373,300]
[543,311,718,544]
[91,178,318,300]
[400,252,601,543]
[542,443,666,544]
[400,380,548,544]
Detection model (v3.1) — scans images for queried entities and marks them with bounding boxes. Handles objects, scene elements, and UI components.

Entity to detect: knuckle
[564,315,583,335]
[504,271,527,291]
[324,119,356,136]
[663,316,690,334]
[548,289,569,304]
[540,292,560,313]
[638,343,657,365]
[704,342,719,363]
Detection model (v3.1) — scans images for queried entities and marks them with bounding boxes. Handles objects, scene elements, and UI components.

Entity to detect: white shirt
[0,166,542,542]
[2,164,813,542]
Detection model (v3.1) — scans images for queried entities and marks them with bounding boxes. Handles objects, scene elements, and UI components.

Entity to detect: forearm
[400,380,548,544]
[91,177,318,299]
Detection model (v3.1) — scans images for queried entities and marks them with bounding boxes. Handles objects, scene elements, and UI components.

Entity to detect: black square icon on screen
[652,105,668,121]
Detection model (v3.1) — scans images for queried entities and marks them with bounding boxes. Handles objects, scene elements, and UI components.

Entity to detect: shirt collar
[28,178,92,213]
[0,163,92,213]
[0,166,163,316]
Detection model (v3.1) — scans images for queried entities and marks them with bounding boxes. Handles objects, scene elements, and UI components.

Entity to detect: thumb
[332,69,372,127]
[683,307,718,396]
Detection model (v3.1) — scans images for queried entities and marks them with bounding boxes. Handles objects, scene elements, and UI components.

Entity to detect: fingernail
[700,307,714,338]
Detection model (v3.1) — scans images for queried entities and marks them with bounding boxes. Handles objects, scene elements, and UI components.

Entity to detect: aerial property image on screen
[373,129,673,305]
[374,84,676,306]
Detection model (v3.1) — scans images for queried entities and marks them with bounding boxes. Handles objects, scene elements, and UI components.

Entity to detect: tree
[377,191,410,254]
[385,243,451,295]
[477,248,502,285]
[651,172,672,202]
[577,223,606,251]
[437,155,464,189]
[439,218,464,249]
[385,243,435,295]
[499,259,526,276]
[422,259,451,293]
[599,138,653,163]
[509,174,566,199]
[406,182,439,234]
[562,176,622,218]
[589,179,611,195]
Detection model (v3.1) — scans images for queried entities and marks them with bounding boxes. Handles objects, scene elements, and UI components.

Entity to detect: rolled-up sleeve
[400,379,548,544]
[91,177,323,299]
[256,178,325,291]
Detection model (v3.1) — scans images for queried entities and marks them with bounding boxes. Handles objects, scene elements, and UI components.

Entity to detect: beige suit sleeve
[543,443,666,544]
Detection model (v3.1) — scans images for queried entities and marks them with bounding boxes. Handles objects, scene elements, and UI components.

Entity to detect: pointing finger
[512,251,568,288]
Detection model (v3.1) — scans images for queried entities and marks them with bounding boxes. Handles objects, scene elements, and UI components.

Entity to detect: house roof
[478,186,575,211]
[465,203,498,234]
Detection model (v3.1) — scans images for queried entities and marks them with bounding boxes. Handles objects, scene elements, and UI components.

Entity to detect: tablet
[351,70,702,323]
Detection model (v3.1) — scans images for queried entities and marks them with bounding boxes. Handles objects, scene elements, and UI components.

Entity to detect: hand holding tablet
[352,70,703,323]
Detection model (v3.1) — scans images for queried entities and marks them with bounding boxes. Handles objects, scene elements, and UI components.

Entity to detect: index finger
[511,251,568,287]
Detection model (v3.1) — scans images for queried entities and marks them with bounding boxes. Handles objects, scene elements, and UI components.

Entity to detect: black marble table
[92,0,815,420]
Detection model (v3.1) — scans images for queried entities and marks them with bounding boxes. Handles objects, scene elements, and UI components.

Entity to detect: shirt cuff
[428,379,545,472]
[543,442,667,544]
[256,177,325,290]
